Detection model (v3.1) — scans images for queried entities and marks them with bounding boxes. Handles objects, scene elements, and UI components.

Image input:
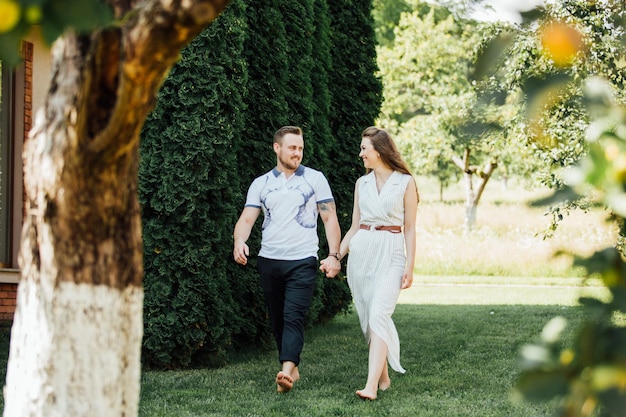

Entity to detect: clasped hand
[319,257,341,278]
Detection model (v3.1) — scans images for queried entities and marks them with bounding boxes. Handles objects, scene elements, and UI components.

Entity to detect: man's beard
[279,155,301,171]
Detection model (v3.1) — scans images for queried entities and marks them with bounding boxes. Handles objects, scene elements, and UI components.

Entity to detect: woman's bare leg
[379,359,391,391]
[356,332,388,400]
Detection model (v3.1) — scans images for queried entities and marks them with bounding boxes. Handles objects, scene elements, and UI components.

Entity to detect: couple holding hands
[233,125,418,400]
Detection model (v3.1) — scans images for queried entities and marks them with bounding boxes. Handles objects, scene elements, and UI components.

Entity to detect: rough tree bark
[452,147,497,231]
[2,1,230,416]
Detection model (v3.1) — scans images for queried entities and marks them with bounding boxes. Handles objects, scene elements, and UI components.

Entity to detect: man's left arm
[318,200,341,278]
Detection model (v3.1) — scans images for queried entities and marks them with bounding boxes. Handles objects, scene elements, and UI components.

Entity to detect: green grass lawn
[0,283,598,417]
[1,278,589,416]
[137,277,592,417]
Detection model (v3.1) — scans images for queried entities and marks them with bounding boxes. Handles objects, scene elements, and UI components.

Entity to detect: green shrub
[139,0,381,368]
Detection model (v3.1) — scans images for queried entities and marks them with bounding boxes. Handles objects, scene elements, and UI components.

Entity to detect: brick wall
[0,283,17,322]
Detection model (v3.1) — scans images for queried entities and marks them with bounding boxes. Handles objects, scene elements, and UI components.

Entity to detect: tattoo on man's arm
[318,201,336,212]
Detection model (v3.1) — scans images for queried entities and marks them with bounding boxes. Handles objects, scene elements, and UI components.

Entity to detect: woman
[323,126,418,400]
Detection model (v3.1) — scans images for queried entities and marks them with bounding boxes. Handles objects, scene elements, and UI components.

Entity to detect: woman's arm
[338,179,362,261]
[401,177,419,289]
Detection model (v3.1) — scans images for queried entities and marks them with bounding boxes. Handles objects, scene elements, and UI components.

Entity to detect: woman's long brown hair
[362,126,412,176]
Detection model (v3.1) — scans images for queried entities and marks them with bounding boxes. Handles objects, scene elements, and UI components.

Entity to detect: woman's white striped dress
[347,171,411,374]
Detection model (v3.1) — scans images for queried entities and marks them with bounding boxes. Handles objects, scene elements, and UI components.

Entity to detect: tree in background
[376,6,470,206]
[397,115,459,201]
[0,0,231,415]
[375,3,537,229]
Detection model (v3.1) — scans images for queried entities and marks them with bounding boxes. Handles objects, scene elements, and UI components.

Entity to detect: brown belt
[359,224,402,233]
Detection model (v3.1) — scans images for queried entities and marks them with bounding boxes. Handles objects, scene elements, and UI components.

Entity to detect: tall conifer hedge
[139,0,382,368]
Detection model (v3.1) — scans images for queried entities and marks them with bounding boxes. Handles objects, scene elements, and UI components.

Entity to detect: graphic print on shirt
[260,180,317,230]
[294,183,317,228]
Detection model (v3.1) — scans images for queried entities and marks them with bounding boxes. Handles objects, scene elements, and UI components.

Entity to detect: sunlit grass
[400,275,611,306]
[414,177,617,278]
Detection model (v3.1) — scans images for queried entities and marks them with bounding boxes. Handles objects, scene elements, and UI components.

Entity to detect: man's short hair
[274,126,303,144]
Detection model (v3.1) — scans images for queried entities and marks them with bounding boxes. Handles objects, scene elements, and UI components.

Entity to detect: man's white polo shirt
[245,165,334,261]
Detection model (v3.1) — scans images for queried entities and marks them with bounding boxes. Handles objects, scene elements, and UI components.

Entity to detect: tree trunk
[462,169,477,231]
[452,147,498,232]
[465,202,477,231]
[439,180,444,202]
[2,1,230,416]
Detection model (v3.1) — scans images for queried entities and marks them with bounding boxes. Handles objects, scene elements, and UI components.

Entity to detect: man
[233,126,341,393]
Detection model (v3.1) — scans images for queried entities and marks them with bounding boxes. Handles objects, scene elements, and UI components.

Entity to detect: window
[0,61,13,267]
[0,41,33,270]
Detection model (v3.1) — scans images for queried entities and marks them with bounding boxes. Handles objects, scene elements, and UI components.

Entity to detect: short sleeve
[311,169,334,204]
[244,176,265,208]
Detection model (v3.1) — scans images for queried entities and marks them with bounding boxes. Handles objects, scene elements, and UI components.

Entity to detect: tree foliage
[476,0,626,189]
[474,1,626,415]
[0,0,112,64]
[375,2,539,228]
[515,80,626,417]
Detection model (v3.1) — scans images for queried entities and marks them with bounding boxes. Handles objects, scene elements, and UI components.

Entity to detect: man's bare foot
[356,389,377,400]
[276,371,293,393]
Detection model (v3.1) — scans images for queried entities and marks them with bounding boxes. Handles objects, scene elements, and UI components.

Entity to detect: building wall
[0,282,17,321]
[0,30,51,322]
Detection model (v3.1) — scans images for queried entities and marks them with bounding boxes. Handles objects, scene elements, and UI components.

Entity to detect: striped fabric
[347,171,411,374]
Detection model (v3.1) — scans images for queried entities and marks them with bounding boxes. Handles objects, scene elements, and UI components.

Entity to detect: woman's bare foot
[379,362,390,390]
[378,378,391,391]
[356,389,377,400]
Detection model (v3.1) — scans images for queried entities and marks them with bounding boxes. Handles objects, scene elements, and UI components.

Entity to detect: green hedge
[139,0,382,369]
